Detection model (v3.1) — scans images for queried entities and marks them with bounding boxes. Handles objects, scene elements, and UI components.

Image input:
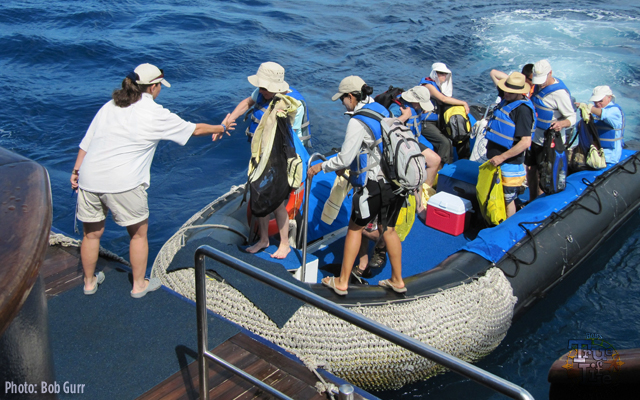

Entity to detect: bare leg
[382,226,404,289]
[81,221,105,292]
[246,216,270,253]
[322,220,364,292]
[127,219,150,295]
[423,148,441,188]
[271,203,291,259]
[506,200,517,218]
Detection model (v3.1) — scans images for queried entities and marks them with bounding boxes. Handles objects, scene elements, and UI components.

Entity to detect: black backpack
[374,86,404,109]
[539,129,568,195]
[249,116,297,217]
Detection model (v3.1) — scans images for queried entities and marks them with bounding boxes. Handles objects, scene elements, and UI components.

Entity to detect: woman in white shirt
[70,63,234,298]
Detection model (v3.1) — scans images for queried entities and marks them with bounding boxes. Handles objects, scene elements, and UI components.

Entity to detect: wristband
[72,169,79,175]
[221,124,226,132]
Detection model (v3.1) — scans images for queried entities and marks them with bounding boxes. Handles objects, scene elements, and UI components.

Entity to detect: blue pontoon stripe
[462,150,634,263]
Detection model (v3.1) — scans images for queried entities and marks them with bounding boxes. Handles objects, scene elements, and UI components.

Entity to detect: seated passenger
[420,62,470,165]
[226,62,305,258]
[307,76,406,295]
[490,64,534,99]
[387,86,441,193]
[486,72,534,218]
[576,85,624,164]
[223,62,311,147]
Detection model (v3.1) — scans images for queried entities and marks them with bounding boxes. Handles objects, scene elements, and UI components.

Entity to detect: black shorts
[525,142,545,167]
[351,179,404,228]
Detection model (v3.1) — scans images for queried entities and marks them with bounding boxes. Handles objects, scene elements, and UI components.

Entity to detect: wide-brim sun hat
[497,72,531,95]
[431,62,451,74]
[531,59,552,85]
[589,85,616,103]
[247,62,289,93]
[331,76,366,101]
[134,63,171,87]
[401,86,434,112]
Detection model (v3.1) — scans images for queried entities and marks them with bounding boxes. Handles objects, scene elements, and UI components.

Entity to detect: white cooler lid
[427,192,473,215]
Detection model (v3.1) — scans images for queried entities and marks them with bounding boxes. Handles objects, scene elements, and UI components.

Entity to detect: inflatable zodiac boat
[151,138,640,391]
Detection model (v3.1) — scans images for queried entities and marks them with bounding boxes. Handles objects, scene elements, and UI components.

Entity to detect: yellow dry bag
[476,161,506,226]
[395,194,416,241]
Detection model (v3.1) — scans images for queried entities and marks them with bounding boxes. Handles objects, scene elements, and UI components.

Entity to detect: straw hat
[497,72,531,95]
[247,62,289,93]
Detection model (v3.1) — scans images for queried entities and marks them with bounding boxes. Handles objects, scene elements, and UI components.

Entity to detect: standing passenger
[420,62,470,165]
[307,76,406,295]
[70,63,233,298]
[526,59,576,201]
[486,72,535,218]
[224,62,307,258]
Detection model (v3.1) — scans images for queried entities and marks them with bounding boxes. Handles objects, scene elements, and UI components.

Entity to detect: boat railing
[300,152,327,282]
[194,245,535,400]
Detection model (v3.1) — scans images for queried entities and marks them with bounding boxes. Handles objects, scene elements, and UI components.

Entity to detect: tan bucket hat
[247,62,289,93]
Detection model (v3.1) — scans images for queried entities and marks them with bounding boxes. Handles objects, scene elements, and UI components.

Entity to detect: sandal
[352,265,367,278]
[369,247,387,268]
[322,276,348,295]
[379,279,407,293]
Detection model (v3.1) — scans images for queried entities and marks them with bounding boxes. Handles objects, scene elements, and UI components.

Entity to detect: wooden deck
[43,243,371,400]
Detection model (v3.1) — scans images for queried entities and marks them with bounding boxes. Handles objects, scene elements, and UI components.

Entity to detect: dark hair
[351,84,374,102]
[521,63,534,79]
[112,77,152,108]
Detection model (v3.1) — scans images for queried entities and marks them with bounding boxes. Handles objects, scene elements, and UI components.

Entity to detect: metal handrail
[195,245,534,400]
[301,152,328,281]
[195,249,294,400]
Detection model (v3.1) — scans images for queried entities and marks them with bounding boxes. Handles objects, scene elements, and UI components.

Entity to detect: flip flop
[322,276,348,296]
[131,277,162,298]
[379,279,407,294]
[84,271,105,295]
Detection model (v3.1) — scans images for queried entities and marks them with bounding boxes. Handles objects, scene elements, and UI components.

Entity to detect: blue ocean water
[1,1,639,398]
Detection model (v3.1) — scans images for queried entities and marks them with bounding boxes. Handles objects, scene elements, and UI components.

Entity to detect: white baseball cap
[589,85,615,103]
[531,59,552,85]
[134,63,171,87]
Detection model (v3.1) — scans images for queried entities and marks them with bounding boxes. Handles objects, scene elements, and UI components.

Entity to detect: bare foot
[271,243,291,259]
[246,240,269,254]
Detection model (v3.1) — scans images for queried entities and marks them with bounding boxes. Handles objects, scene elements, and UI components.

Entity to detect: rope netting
[151,188,517,390]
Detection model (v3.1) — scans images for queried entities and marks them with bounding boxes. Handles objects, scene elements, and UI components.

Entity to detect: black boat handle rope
[618,152,640,174]
[574,178,603,215]
[500,219,543,278]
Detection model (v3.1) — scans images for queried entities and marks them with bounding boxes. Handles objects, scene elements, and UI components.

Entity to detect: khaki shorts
[76,185,149,227]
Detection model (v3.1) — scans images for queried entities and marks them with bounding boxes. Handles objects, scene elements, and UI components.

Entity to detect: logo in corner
[561,337,624,385]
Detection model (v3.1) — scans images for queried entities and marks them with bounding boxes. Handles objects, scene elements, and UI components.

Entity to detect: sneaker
[369,247,387,269]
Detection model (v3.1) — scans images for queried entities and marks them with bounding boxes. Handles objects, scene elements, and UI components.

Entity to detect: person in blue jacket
[486,72,534,218]
[576,85,625,164]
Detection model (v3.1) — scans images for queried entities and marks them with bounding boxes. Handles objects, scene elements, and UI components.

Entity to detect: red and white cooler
[426,192,473,236]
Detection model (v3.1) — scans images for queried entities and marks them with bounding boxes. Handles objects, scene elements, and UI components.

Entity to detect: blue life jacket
[247,87,311,145]
[531,78,571,131]
[349,102,389,187]
[593,103,624,149]
[419,78,440,122]
[390,96,422,138]
[485,99,536,149]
